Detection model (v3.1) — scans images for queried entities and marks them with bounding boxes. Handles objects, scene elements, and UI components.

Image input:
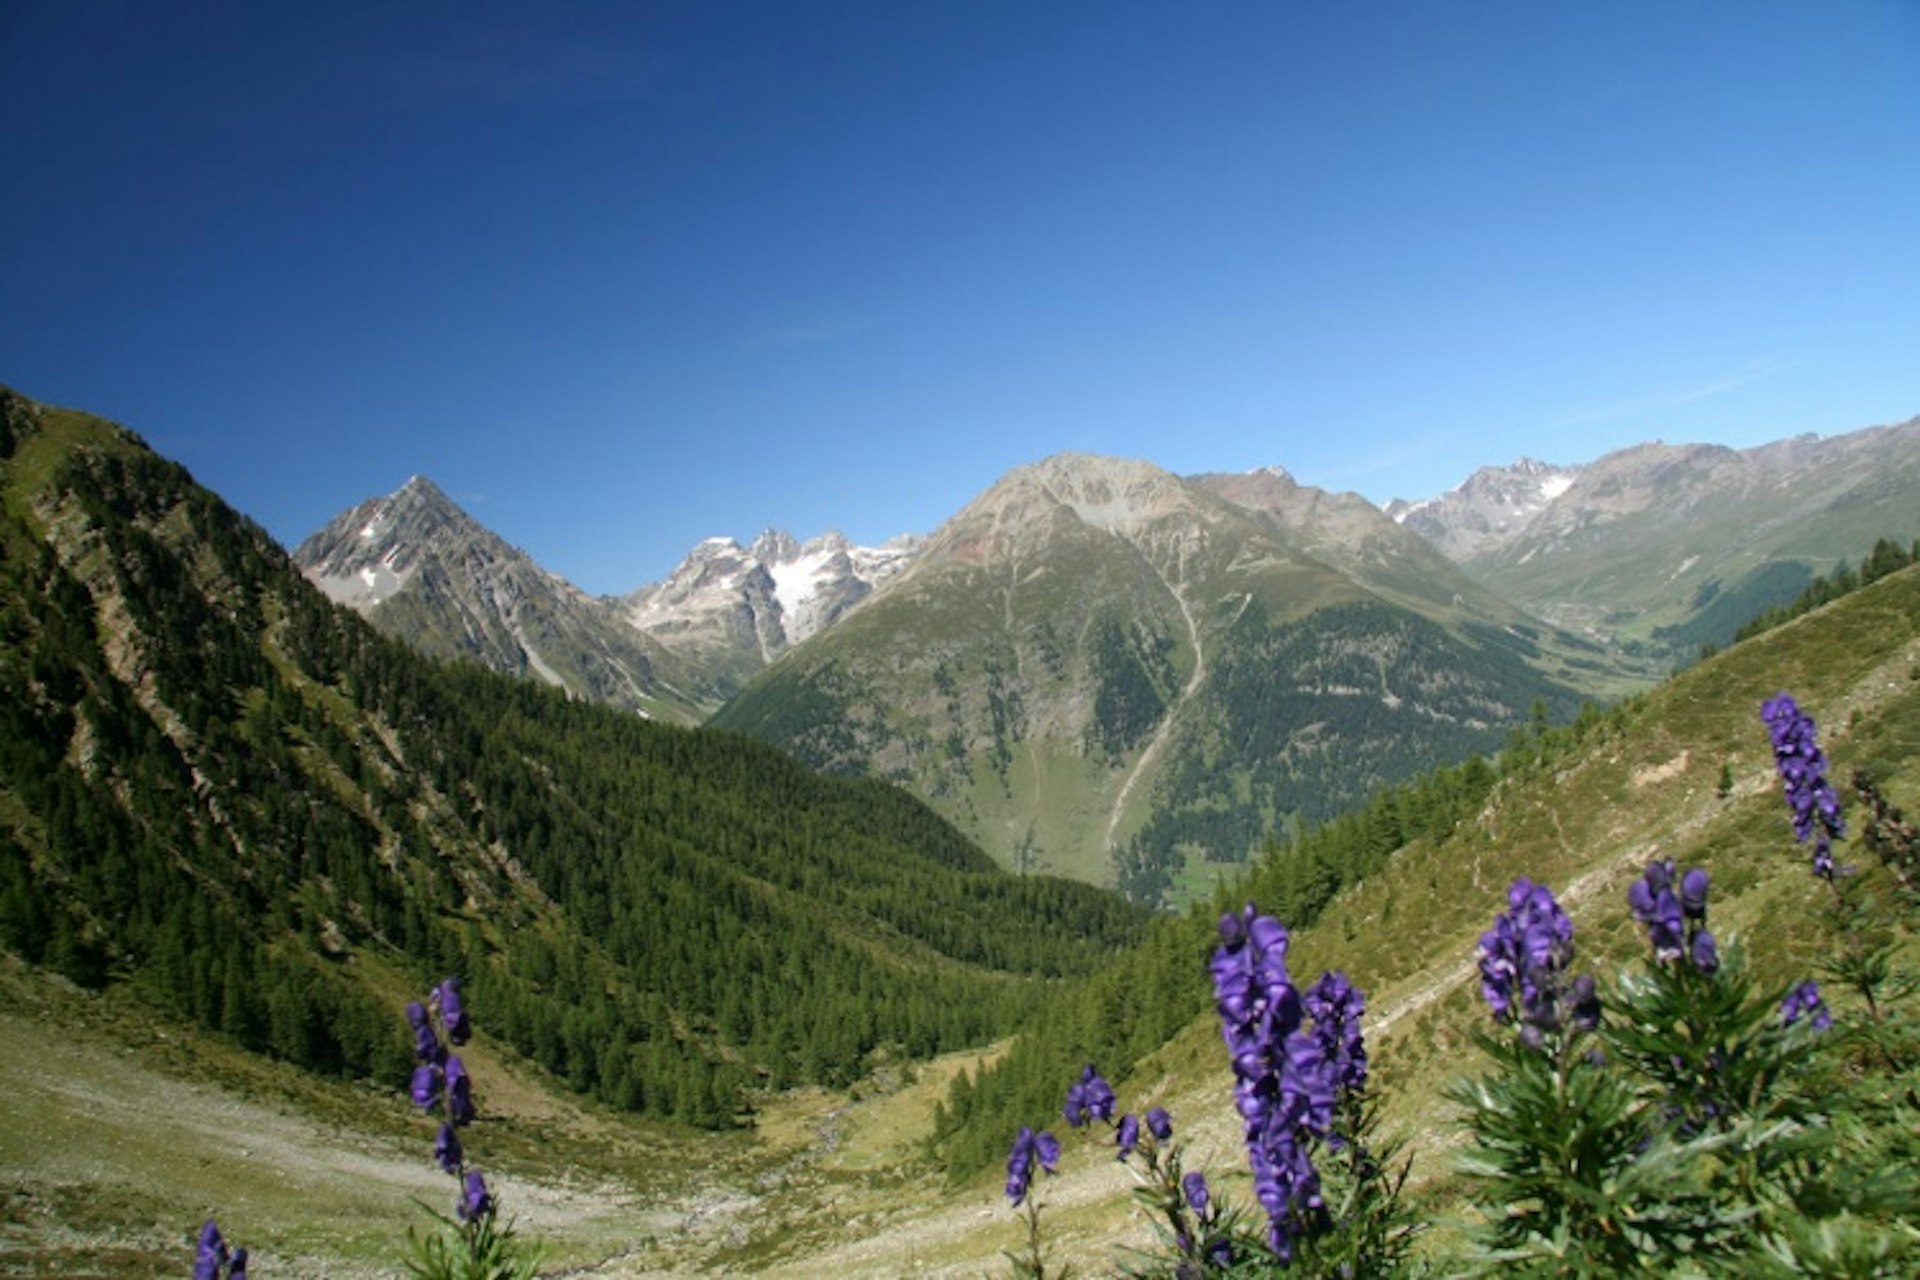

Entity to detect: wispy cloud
[1545,357,1794,430]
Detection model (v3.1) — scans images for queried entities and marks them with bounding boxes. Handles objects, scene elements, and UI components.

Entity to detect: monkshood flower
[194,1219,248,1280]
[1763,692,1846,878]
[458,1170,493,1223]
[1304,969,1369,1098]
[408,1000,442,1062]
[1211,904,1341,1259]
[1146,1106,1173,1141]
[436,977,471,1046]
[1690,928,1720,975]
[1780,980,1834,1032]
[445,1054,475,1126]
[410,1060,442,1109]
[1004,1125,1061,1206]
[1680,867,1709,919]
[1114,1111,1141,1159]
[408,976,493,1223]
[1628,860,1686,963]
[1183,1170,1210,1213]
[1477,878,1599,1048]
[1629,860,1718,973]
[1062,1063,1116,1128]
[434,1122,464,1175]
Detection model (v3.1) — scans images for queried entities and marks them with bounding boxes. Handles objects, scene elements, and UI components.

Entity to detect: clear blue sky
[5,1,1917,593]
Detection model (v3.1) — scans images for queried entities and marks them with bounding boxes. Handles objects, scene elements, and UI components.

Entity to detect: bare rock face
[1384,458,1582,561]
[294,477,713,720]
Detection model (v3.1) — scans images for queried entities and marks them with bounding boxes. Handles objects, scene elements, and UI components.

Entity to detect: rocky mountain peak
[750,529,802,563]
[294,472,482,608]
[1385,457,1582,560]
[624,525,921,677]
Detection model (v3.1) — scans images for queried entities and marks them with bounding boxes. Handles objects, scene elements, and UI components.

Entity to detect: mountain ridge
[714,451,1595,892]
[294,473,717,720]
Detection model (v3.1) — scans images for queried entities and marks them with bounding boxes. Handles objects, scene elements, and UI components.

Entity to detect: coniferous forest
[0,388,1148,1128]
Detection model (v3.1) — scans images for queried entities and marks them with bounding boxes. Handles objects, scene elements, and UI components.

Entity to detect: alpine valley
[300,415,1920,895]
[6,381,1919,1277]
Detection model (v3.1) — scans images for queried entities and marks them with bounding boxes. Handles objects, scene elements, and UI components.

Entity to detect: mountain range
[1408,424,1920,658]
[712,454,1595,888]
[292,413,1920,894]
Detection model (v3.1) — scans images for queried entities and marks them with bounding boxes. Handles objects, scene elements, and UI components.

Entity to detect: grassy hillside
[918,555,1920,1273]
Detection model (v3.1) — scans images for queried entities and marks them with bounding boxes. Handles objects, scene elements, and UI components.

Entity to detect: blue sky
[4,1,1917,593]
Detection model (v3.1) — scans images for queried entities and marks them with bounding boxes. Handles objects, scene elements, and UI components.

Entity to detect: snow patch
[767,546,832,621]
[1539,475,1574,501]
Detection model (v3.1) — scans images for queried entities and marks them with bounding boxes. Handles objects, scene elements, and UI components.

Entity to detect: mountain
[1390,418,1920,661]
[0,385,1149,1133]
[293,476,717,720]
[620,527,920,692]
[713,453,1602,894]
[1383,456,1581,560]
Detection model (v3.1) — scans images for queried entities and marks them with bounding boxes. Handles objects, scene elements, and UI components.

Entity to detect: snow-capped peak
[624,527,923,657]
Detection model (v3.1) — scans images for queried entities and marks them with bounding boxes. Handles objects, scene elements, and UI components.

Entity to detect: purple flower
[1690,928,1720,975]
[433,1123,463,1175]
[406,1001,442,1065]
[1005,1126,1060,1206]
[1303,970,1369,1097]
[1632,861,1721,974]
[1183,1170,1211,1213]
[445,1055,474,1127]
[1114,1112,1140,1159]
[1628,860,1686,963]
[1781,980,1833,1031]
[1763,693,1846,878]
[1212,905,1337,1258]
[435,978,471,1046]
[1680,868,1710,919]
[192,1221,247,1279]
[410,1063,442,1110]
[194,1220,226,1280]
[1478,878,1591,1040]
[457,1170,492,1222]
[1063,1064,1116,1128]
[1146,1106,1172,1141]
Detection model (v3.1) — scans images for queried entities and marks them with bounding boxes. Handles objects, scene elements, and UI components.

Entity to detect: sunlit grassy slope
[873,556,1920,1274]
